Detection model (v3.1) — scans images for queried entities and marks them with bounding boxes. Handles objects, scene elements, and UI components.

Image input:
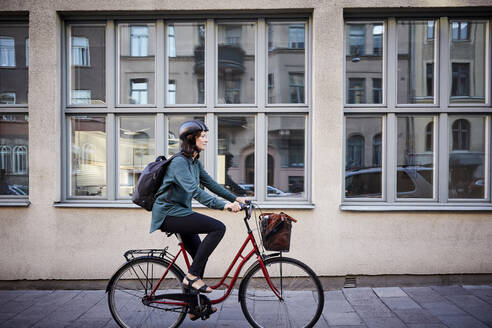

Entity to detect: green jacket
[150,154,237,233]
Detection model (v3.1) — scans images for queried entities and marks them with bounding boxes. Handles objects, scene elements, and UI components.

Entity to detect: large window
[0,23,29,201]
[344,18,491,209]
[62,17,311,205]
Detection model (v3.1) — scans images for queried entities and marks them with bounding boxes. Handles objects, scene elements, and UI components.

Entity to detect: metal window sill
[0,200,30,207]
[340,203,492,212]
[53,201,315,210]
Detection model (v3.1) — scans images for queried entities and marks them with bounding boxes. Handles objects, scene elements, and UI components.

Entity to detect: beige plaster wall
[0,0,491,280]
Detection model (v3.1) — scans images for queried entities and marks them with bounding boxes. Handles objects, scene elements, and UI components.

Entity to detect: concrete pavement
[0,284,491,327]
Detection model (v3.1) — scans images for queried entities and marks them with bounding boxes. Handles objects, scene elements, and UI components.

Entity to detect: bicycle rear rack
[123,247,175,263]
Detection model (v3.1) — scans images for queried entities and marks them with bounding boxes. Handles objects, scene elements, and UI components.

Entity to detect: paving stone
[66,318,113,328]
[421,301,467,316]
[402,287,446,303]
[445,294,489,308]
[373,287,407,298]
[464,305,492,326]
[323,300,355,313]
[431,285,470,296]
[381,296,421,310]
[324,312,364,326]
[393,308,442,325]
[437,315,489,328]
[0,290,27,304]
[407,324,448,328]
[313,316,330,328]
[351,303,394,318]
[364,316,407,328]
[343,287,376,304]
[325,290,349,302]
[329,326,367,328]
[214,320,251,328]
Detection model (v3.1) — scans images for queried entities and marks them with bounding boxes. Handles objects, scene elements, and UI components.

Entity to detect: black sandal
[183,276,212,294]
[189,307,217,321]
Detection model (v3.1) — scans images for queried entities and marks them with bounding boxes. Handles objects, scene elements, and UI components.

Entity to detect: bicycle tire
[107,256,187,328]
[239,256,324,328]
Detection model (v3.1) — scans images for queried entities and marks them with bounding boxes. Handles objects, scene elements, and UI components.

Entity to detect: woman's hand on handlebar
[235,196,248,204]
[224,201,241,212]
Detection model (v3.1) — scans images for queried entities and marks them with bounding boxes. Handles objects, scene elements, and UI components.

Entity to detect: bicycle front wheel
[239,256,324,328]
[107,257,187,328]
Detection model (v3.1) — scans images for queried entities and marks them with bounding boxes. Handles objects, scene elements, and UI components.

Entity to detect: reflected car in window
[238,184,297,197]
[345,167,433,198]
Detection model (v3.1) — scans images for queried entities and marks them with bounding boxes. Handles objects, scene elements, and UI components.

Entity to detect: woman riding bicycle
[150,120,247,318]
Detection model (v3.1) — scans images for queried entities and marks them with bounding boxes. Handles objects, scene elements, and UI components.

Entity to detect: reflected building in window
[119,24,155,105]
[167,24,204,104]
[345,23,383,104]
[268,23,305,104]
[70,26,106,105]
[0,115,29,195]
[217,24,256,104]
[0,26,28,104]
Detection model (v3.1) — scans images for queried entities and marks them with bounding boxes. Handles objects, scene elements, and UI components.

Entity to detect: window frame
[0,21,29,205]
[59,16,313,208]
[342,17,492,210]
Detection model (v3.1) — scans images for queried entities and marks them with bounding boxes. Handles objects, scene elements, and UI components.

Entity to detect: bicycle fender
[237,253,281,302]
[105,256,186,293]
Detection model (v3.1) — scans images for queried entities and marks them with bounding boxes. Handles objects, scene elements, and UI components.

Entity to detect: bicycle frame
[148,207,282,307]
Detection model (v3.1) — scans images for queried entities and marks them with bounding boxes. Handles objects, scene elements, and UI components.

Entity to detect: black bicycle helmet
[178,120,209,140]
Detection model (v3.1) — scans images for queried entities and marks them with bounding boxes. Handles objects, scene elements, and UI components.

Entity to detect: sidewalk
[0,285,491,327]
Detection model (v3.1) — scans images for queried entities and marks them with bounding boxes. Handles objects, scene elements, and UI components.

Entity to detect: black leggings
[160,212,226,278]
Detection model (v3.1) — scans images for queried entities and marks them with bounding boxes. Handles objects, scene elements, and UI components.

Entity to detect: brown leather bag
[259,212,297,252]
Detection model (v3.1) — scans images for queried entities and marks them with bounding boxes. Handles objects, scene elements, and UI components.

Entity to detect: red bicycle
[106,202,324,328]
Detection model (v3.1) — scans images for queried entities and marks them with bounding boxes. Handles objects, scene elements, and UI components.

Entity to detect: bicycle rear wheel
[107,257,187,328]
[239,256,324,328]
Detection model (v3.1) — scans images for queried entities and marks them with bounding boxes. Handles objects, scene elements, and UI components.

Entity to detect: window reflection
[268,116,305,198]
[119,116,155,198]
[217,24,255,104]
[449,20,486,103]
[397,116,434,199]
[167,23,205,104]
[345,23,383,104]
[0,25,28,105]
[119,23,155,105]
[70,116,106,197]
[448,116,485,199]
[217,116,255,197]
[0,114,28,196]
[268,22,306,104]
[70,25,105,105]
[345,117,382,198]
[397,21,435,104]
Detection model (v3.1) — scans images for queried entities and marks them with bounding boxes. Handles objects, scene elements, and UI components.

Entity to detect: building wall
[0,0,491,281]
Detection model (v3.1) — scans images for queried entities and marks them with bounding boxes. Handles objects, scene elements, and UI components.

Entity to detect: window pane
[70,25,105,105]
[397,116,434,199]
[119,116,155,198]
[70,116,106,197]
[217,23,255,104]
[217,116,255,197]
[267,116,305,198]
[448,116,485,199]
[345,117,382,198]
[167,23,205,104]
[0,25,28,104]
[397,21,435,104]
[449,20,486,104]
[0,114,28,196]
[167,115,205,158]
[119,23,155,105]
[345,23,383,104]
[267,22,306,104]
